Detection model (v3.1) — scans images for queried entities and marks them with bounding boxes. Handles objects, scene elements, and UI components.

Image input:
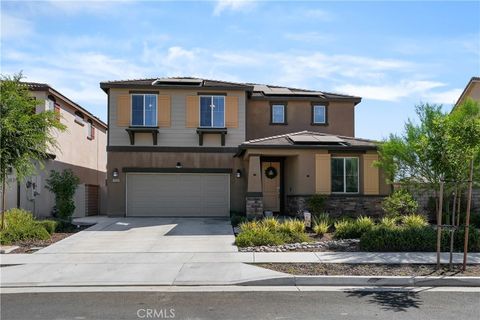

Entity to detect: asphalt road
[1,289,479,320]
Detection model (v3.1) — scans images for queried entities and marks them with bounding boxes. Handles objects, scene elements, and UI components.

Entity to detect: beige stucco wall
[108,88,247,147]
[246,100,355,140]
[1,89,107,216]
[458,81,480,105]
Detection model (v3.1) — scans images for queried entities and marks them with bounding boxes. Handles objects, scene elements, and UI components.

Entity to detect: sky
[1,0,479,140]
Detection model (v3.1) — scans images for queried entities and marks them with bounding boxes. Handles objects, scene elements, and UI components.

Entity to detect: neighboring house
[2,83,108,217]
[100,77,390,218]
[455,76,480,107]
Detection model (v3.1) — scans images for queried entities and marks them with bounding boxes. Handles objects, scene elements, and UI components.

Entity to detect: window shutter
[116,95,130,127]
[225,96,238,128]
[185,95,199,128]
[92,125,96,139]
[54,104,61,121]
[315,153,331,194]
[157,95,171,127]
[363,154,379,195]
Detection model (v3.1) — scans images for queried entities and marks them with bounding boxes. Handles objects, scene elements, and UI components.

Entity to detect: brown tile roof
[241,131,377,150]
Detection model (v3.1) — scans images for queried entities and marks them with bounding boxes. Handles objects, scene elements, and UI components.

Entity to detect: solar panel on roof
[288,134,348,145]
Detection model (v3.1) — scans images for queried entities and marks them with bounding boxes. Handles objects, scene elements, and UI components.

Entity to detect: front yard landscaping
[256,263,480,277]
[0,208,84,253]
[234,213,480,253]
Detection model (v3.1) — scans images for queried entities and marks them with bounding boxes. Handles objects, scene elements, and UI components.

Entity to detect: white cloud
[0,13,33,39]
[303,9,333,21]
[44,0,129,14]
[424,88,464,104]
[334,81,446,102]
[213,0,256,16]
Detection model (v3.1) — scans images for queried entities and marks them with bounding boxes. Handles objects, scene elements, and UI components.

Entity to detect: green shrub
[402,214,428,228]
[334,216,374,239]
[0,209,50,245]
[278,219,305,234]
[360,225,436,252]
[312,213,332,227]
[470,212,480,229]
[230,212,247,227]
[235,227,283,247]
[307,195,325,215]
[313,221,330,236]
[36,220,58,234]
[379,216,398,229]
[382,189,418,217]
[360,225,480,252]
[45,169,80,222]
[235,218,310,247]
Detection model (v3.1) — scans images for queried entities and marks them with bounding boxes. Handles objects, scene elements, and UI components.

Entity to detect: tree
[0,73,66,228]
[376,100,480,268]
[45,169,80,224]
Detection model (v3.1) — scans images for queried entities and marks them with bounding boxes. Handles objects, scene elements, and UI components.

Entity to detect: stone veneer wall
[246,196,264,219]
[409,188,480,217]
[286,195,386,218]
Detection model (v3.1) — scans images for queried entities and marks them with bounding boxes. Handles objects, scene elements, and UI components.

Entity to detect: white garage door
[126,173,230,217]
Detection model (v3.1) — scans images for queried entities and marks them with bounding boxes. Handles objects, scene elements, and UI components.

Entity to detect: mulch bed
[256,263,480,277]
[10,226,88,253]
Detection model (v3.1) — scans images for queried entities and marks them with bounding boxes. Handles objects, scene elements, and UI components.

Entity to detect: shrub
[360,225,480,252]
[379,216,398,229]
[235,218,310,247]
[37,220,58,234]
[334,216,374,239]
[312,213,332,227]
[402,214,428,228]
[230,212,247,227]
[45,169,80,222]
[360,225,436,252]
[0,209,50,245]
[307,195,325,215]
[313,221,330,236]
[470,212,480,229]
[382,189,418,217]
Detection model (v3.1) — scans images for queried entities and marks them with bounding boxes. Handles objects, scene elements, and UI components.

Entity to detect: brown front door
[262,162,281,212]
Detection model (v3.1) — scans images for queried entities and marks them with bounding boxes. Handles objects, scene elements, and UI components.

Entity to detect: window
[331,157,359,193]
[87,119,95,140]
[200,96,225,128]
[45,98,54,111]
[271,104,286,124]
[313,105,326,124]
[74,111,84,125]
[131,94,157,126]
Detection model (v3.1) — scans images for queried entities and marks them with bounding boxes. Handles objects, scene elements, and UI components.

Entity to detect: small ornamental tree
[45,169,80,223]
[0,72,66,229]
[382,189,419,217]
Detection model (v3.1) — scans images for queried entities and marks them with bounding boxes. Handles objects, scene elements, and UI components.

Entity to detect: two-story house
[2,83,108,217]
[100,77,389,218]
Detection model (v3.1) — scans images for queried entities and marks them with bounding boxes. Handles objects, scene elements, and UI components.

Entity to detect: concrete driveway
[37,217,238,254]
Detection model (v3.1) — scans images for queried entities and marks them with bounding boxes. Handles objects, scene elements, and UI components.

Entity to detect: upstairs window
[331,157,359,193]
[74,111,85,125]
[200,96,225,128]
[271,104,286,124]
[87,119,95,140]
[313,105,326,124]
[131,94,157,126]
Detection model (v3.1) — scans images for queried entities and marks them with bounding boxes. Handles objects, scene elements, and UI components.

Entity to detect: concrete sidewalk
[2,251,480,265]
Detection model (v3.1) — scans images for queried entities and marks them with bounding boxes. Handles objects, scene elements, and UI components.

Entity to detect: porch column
[246,155,263,218]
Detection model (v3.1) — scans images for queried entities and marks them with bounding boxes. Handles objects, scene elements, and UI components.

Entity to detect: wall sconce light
[176,162,182,169]
[112,168,119,179]
[236,169,242,178]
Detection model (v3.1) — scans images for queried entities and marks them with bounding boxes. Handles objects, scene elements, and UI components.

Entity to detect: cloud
[302,9,333,21]
[424,88,464,104]
[334,81,446,102]
[0,13,33,39]
[213,0,256,15]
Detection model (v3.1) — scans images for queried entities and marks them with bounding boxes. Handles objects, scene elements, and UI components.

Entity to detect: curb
[238,275,480,287]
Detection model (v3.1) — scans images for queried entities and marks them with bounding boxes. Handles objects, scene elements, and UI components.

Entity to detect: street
[1,288,479,320]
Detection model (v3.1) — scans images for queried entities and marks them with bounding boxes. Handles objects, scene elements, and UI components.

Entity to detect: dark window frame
[311,102,329,126]
[130,93,158,127]
[331,157,359,194]
[270,102,288,125]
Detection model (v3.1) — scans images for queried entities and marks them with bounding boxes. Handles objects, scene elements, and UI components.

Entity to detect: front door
[261,161,281,212]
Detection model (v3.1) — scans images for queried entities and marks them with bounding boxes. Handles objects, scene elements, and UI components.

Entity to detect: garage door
[126,173,230,217]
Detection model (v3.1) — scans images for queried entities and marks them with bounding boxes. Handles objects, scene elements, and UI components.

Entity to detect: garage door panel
[126,173,229,217]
